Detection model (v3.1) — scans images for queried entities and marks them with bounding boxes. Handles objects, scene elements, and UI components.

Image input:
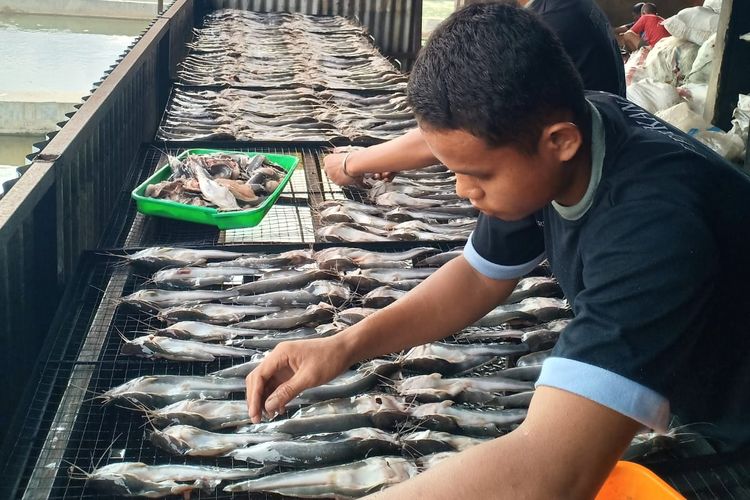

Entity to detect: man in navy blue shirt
[247,4,750,497]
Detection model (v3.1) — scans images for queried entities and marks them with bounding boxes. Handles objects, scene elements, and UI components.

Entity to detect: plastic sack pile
[624,0,747,162]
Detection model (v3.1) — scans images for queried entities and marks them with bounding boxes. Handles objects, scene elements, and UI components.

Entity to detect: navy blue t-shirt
[528,0,626,97]
[465,91,750,452]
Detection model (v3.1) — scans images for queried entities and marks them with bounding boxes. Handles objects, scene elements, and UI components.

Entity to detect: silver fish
[497,365,542,381]
[487,390,535,409]
[119,289,238,312]
[209,354,267,378]
[80,462,270,498]
[223,456,417,497]
[121,335,260,362]
[416,452,457,470]
[396,373,534,403]
[227,428,401,467]
[241,394,410,436]
[150,425,289,457]
[335,307,378,326]
[413,248,464,267]
[516,348,552,367]
[401,430,489,456]
[225,327,323,349]
[473,297,570,328]
[317,223,392,242]
[119,247,255,268]
[504,277,561,304]
[101,375,246,408]
[361,286,407,308]
[151,266,264,289]
[207,248,313,268]
[155,321,278,342]
[314,246,437,271]
[234,303,335,330]
[402,342,529,375]
[225,280,350,307]
[149,400,256,430]
[157,303,280,324]
[232,269,335,294]
[410,401,528,437]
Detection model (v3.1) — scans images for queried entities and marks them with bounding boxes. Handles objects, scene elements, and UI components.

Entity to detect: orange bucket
[595,461,685,500]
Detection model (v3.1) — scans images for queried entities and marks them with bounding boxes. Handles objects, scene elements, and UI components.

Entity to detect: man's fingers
[245,357,281,423]
[264,372,313,416]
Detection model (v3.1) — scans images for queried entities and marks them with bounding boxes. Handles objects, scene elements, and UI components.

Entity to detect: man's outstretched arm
[368,386,642,500]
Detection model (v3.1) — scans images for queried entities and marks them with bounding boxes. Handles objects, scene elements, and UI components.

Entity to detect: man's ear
[538,122,582,163]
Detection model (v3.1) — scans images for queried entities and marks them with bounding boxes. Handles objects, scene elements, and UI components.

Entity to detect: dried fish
[155,321,280,342]
[121,335,260,362]
[361,286,407,308]
[157,303,280,324]
[150,425,288,457]
[228,428,401,467]
[473,297,570,328]
[396,373,534,403]
[209,248,313,268]
[516,348,552,367]
[223,456,417,497]
[314,246,437,271]
[402,342,529,375]
[119,247,253,268]
[234,303,335,329]
[335,307,378,326]
[120,289,238,312]
[149,400,256,430]
[101,375,246,408]
[401,430,489,456]
[77,462,270,497]
[151,266,264,289]
[225,280,350,307]
[231,269,334,294]
[410,401,527,437]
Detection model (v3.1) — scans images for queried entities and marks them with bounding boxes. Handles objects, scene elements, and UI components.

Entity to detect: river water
[0,12,148,166]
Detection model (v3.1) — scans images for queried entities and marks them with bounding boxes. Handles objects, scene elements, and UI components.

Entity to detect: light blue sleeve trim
[463,233,546,280]
[536,357,670,432]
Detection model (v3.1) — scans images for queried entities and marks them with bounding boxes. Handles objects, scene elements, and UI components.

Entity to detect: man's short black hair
[641,3,658,14]
[407,3,588,152]
[633,2,645,15]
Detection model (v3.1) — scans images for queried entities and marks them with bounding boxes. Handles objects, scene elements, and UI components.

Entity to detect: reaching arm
[246,256,517,421]
[368,386,642,500]
[323,128,438,186]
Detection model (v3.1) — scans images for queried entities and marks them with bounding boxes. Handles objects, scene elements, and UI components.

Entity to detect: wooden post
[704,0,750,131]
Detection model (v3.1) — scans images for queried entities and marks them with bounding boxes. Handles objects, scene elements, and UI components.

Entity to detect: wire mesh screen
[4,247,749,499]
[120,144,325,248]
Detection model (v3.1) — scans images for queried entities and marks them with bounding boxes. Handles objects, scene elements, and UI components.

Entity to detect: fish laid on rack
[400,430,489,456]
[150,424,289,457]
[497,365,543,382]
[101,375,247,408]
[156,303,281,324]
[335,307,379,326]
[239,394,410,436]
[416,452,457,470]
[209,355,267,378]
[121,335,261,361]
[223,280,350,307]
[155,321,307,342]
[342,267,438,293]
[313,246,438,271]
[402,342,530,375]
[361,286,407,308]
[149,400,257,430]
[233,302,336,329]
[231,268,335,294]
[409,401,528,437]
[206,248,313,268]
[472,297,571,328]
[456,318,570,344]
[225,326,333,349]
[396,373,535,403]
[118,246,256,268]
[223,456,418,497]
[119,289,239,312]
[487,390,536,409]
[75,462,271,498]
[227,428,401,467]
[516,348,553,367]
[150,266,266,289]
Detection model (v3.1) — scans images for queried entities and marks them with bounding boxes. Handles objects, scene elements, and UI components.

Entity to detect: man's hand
[323,151,365,187]
[245,336,353,423]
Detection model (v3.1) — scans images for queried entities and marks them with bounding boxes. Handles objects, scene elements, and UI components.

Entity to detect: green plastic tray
[131,149,300,230]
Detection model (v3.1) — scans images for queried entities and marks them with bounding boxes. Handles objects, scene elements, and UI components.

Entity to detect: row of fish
[144,152,288,210]
[180,10,406,91]
[157,87,415,142]
[318,166,478,242]
[76,246,676,497]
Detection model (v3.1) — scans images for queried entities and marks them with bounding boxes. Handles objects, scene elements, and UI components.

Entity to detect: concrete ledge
[0,101,78,135]
[0,0,163,19]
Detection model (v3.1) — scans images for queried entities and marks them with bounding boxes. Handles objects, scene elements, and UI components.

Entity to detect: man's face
[420,127,568,221]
